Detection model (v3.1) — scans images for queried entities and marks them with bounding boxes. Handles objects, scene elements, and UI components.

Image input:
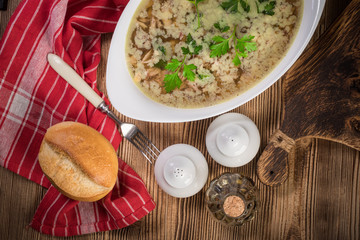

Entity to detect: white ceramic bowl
[106,0,326,123]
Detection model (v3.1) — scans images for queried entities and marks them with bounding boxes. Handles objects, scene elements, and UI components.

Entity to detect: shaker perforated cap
[206,113,260,167]
[154,144,208,198]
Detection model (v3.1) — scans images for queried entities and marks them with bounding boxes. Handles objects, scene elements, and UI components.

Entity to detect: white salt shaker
[154,144,208,198]
[206,113,260,167]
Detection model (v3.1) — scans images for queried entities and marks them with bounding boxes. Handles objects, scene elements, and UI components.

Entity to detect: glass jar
[205,172,259,226]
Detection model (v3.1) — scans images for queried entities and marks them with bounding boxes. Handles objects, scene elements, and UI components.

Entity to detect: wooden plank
[257,0,360,186]
[0,0,358,239]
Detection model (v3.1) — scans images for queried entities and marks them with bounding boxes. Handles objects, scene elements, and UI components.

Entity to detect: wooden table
[1,0,359,239]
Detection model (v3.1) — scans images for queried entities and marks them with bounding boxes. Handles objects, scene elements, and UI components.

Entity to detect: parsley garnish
[233,35,257,65]
[187,0,204,29]
[210,25,257,66]
[262,1,276,15]
[158,46,166,55]
[163,34,202,92]
[210,36,230,58]
[163,59,184,92]
[154,47,167,69]
[214,22,230,33]
[220,0,238,13]
[198,74,208,80]
[240,0,250,12]
[165,58,182,72]
[256,0,276,15]
[163,57,197,92]
[154,59,167,69]
[183,64,197,81]
[183,33,203,55]
[221,0,276,15]
[221,0,250,13]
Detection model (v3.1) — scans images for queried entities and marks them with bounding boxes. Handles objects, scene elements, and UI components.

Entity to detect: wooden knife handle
[256,129,296,186]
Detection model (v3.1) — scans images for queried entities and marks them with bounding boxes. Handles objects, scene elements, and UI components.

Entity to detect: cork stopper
[223,195,245,217]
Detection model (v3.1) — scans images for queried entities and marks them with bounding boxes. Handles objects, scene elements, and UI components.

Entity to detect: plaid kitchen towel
[0,0,155,236]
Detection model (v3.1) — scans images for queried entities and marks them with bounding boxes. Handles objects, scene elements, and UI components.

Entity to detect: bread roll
[38,121,118,202]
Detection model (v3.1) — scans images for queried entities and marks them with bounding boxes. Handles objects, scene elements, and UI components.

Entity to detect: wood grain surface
[0,0,359,240]
[257,0,360,186]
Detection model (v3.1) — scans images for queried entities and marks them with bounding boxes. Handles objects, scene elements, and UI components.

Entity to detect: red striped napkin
[0,0,155,236]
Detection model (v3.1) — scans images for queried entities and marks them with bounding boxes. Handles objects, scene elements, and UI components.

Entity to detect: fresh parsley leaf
[184,34,203,55]
[165,58,182,72]
[210,25,257,66]
[233,34,257,65]
[198,74,208,80]
[193,45,203,55]
[210,37,230,58]
[236,51,248,58]
[221,0,276,16]
[221,0,239,13]
[163,58,197,92]
[212,35,227,43]
[240,0,250,12]
[222,26,231,33]
[182,47,191,55]
[161,34,203,92]
[158,46,166,55]
[164,73,182,92]
[186,34,195,45]
[263,1,276,15]
[214,22,221,30]
[183,64,197,81]
[214,22,230,33]
[154,59,167,69]
[236,35,257,52]
[221,0,250,13]
[233,55,241,66]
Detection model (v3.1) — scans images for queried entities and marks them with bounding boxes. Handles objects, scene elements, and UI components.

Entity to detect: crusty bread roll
[38,121,118,202]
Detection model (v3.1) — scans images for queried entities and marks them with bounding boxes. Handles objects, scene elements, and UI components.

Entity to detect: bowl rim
[106,0,326,123]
